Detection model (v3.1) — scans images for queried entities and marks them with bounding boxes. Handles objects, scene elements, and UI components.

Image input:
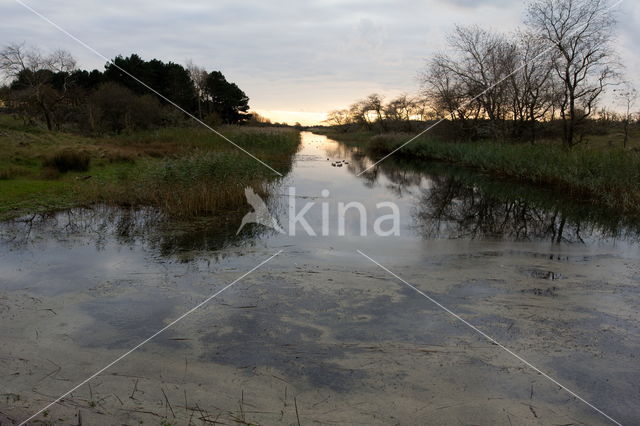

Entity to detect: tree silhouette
[204,71,250,124]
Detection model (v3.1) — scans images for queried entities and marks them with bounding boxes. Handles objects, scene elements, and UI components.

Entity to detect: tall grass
[95,152,275,217]
[92,129,299,217]
[139,152,271,217]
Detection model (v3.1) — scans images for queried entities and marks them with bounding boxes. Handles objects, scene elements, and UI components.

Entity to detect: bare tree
[423,26,519,140]
[526,0,618,148]
[47,49,77,74]
[511,31,555,142]
[348,99,374,130]
[613,83,637,148]
[412,95,437,121]
[364,93,387,131]
[0,43,76,129]
[324,109,351,128]
[186,60,208,119]
[384,94,417,131]
[423,56,473,122]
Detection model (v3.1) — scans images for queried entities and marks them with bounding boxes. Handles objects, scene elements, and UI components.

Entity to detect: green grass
[0,115,300,219]
[320,129,640,214]
[0,179,78,218]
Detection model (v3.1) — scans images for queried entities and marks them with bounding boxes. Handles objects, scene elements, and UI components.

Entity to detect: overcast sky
[2,0,638,124]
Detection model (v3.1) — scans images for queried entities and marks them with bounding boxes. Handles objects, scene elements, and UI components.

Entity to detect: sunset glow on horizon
[253,109,328,126]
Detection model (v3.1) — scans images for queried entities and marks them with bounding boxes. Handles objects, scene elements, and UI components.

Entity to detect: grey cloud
[1,0,636,114]
[446,0,515,8]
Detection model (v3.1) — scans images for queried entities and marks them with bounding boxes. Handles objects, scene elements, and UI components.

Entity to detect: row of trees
[326,93,435,133]
[0,44,251,133]
[326,0,636,148]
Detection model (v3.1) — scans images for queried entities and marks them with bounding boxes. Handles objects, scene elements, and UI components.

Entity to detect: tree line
[0,44,252,133]
[325,0,637,148]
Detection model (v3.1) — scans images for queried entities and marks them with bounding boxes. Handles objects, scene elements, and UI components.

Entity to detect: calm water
[1,132,639,424]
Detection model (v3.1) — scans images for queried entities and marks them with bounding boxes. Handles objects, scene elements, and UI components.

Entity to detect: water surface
[1,132,639,425]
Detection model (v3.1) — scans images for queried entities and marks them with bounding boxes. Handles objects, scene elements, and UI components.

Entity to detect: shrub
[368,134,407,155]
[43,149,91,173]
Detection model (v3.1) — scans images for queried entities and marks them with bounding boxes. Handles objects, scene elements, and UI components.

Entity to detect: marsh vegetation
[0,115,299,220]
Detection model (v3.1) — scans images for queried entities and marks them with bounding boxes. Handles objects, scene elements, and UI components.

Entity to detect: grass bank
[319,129,640,214]
[0,115,299,220]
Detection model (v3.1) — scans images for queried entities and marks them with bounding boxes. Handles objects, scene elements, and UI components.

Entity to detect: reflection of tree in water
[416,176,569,241]
[416,173,640,242]
[379,167,423,198]
[0,208,159,249]
[421,176,640,242]
[343,147,640,243]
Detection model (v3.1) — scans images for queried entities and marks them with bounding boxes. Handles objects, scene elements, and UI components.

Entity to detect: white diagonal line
[13,0,283,177]
[19,249,283,426]
[356,249,622,426]
[357,0,624,176]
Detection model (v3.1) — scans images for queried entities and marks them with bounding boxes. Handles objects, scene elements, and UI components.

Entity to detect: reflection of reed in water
[340,145,640,243]
[0,202,279,261]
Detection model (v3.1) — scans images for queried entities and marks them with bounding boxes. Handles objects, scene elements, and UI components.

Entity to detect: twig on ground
[161,388,176,418]
[129,378,139,400]
[294,396,301,426]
